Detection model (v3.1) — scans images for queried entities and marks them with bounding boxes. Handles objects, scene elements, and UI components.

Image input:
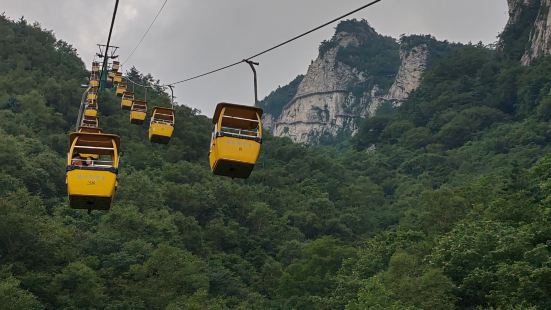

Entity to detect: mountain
[499,0,551,64]
[263,0,551,145]
[1,8,551,310]
[260,20,451,145]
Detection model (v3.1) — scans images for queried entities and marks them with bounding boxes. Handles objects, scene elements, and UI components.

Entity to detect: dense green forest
[1,14,551,309]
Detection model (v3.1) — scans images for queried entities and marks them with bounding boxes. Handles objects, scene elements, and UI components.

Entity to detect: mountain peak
[261,21,449,144]
[334,19,377,38]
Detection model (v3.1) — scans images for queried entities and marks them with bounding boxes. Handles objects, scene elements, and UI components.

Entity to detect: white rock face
[295,36,360,95]
[272,32,364,144]
[265,33,428,144]
[273,91,358,143]
[522,0,551,64]
[500,0,551,64]
[385,45,428,105]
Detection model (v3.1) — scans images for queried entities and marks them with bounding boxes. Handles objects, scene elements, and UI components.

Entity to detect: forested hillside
[1,14,550,310]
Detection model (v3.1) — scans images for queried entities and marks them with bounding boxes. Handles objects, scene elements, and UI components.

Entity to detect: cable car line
[125,76,155,89]
[165,0,383,87]
[122,0,169,66]
[99,0,121,91]
[67,0,125,213]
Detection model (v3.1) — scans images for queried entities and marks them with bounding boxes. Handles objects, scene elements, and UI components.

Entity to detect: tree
[0,275,43,310]
[130,244,208,308]
[51,262,106,309]
[279,237,356,298]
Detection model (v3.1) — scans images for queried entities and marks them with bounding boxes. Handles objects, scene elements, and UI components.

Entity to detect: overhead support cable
[165,0,383,86]
[122,0,169,66]
[99,0,121,91]
[125,76,153,89]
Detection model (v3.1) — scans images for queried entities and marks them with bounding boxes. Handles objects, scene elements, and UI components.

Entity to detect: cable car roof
[212,103,263,124]
[69,133,121,154]
[152,106,174,113]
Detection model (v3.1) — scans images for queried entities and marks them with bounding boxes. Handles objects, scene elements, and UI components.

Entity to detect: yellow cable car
[92,62,100,73]
[66,132,120,211]
[90,73,99,88]
[84,100,98,118]
[107,71,115,86]
[82,115,99,128]
[114,72,123,84]
[116,83,127,96]
[209,103,263,179]
[87,88,98,101]
[121,92,134,110]
[149,107,175,144]
[112,61,120,71]
[130,100,147,125]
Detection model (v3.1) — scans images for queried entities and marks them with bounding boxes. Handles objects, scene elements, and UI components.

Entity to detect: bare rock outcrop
[385,44,428,105]
[521,0,551,64]
[271,33,364,144]
[499,0,551,65]
[263,25,429,144]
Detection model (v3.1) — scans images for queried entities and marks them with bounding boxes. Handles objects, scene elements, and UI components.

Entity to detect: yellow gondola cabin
[149,107,175,144]
[87,88,98,101]
[66,132,120,211]
[90,73,99,88]
[84,100,98,118]
[92,62,100,73]
[116,83,127,96]
[130,100,147,125]
[107,71,115,86]
[209,103,263,179]
[112,61,120,71]
[121,92,134,110]
[114,72,123,84]
[82,115,99,128]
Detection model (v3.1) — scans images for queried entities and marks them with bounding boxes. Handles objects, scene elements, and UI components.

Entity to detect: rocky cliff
[499,0,551,64]
[261,21,432,144]
[385,44,428,105]
[263,1,551,145]
[521,0,551,64]
[271,32,365,144]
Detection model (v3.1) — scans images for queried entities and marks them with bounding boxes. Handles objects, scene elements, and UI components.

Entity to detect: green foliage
[0,274,43,310]
[51,262,107,309]
[400,34,454,67]
[279,237,356,299]
[130,244,208,308]
[319,40,338,58]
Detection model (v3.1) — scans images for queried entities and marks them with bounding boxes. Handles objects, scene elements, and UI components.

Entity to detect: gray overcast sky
[2,0,508,115]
